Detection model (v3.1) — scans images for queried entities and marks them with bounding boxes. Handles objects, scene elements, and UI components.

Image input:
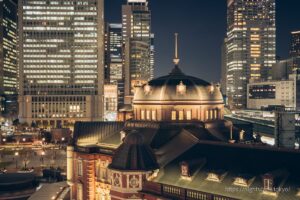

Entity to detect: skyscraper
[122,0,152,104]
[290,31,300,58]
[104,23,124,119]
[105,23,123,84]
[221,38,228,96]
[150,33,155,80]
[226,0,276,109]
[0,0,18,116]
[18,0,104,127]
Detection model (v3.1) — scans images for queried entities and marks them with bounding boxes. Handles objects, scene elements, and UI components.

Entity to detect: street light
[14,152,19,169]
[41,150,45,166]
[22,138,26,142]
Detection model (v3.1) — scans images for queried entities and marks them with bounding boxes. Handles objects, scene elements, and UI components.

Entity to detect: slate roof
[109,131,159,171]
[148,142,300,200]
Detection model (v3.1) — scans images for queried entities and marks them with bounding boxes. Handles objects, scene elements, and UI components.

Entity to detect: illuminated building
[104,23,124,109]
[67,34,264,200]
[0,0,18,116]
[247,77,298,110]
[221,38,228,96]
[150,33,155,80]
[18,0,105,127]
[122,0,153,104]
[290,31,300,58]
[226,0,276,109]
[104,84,118,121]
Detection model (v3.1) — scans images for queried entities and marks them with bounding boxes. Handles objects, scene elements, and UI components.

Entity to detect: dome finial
[173,33,180,66]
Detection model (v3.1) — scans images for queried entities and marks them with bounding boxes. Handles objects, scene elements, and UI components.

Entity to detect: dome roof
[109,131,159,171]
[133,66,223,103]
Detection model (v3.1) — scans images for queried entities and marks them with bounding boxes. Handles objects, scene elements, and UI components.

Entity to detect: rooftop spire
[173,33,180,66]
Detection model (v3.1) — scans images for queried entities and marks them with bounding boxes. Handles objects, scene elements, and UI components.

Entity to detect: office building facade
[221,38,228,96]
[0,0,18,116]
[18,0,105,127]
[226,0,276,109]
[122,0,153,104]
[290,31,300,58]
[104,23,124,111]
[247,77,299,110]
[271,57,300,80]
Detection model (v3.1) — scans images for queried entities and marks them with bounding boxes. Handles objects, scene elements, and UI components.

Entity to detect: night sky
[106,0,300,82]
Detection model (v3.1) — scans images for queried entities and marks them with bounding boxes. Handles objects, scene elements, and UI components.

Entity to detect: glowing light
[176,81,186,95]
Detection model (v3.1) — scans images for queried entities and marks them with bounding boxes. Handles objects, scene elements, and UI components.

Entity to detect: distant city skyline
[105,0,300,82]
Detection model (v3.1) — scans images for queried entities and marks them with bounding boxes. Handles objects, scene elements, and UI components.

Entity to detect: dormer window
[176,81,186,95]
[233,175,254,187]
[263,174,274,192]
[296,188,300,197]
[120,131,126,141]
[206,171,226,183]
[144,83,151,95]
[233,177,248,187]
[207,173,221,182]
[209,85,215,94]
[180,161,191,180]
[264,178,273,191]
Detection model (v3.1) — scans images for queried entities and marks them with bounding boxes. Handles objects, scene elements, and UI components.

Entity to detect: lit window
[214,110,218,119]
[146,110,151,120]
[141,110,145,120]
[77,183,83,200]
[77,160,83,176]
[176,81,186,95]
[152,110,156,121]
[233,177,248,187]
[171,111,177,121]
[207,173,221,182]
[186,111,192,120]
[179,111,184,120]
[264,179,273,191]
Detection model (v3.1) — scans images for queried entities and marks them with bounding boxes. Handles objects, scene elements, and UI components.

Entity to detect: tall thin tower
[18,0,105,127]
[226,0,276,109]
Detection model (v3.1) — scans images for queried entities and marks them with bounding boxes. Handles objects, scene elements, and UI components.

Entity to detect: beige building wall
[247,80,296,110]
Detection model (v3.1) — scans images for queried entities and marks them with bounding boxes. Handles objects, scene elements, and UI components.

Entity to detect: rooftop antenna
[173,33,180,66]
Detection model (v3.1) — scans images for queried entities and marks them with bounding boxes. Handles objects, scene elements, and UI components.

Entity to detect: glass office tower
[226,0,276,109]
[0,0,18,116]
[18,0,104,127]
[122,0,152,104]
[104,23,124,118]
[290,31,300,58]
